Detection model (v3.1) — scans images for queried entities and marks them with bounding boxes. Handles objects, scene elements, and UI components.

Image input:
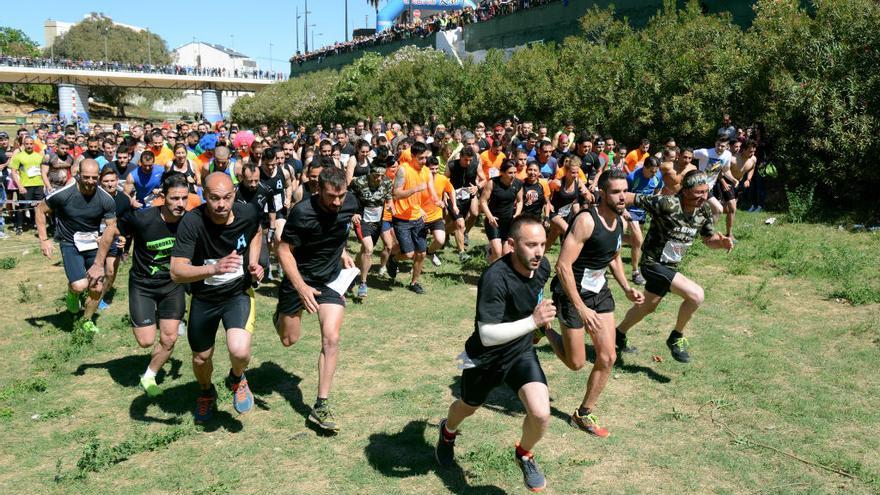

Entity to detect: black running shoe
[407,282,425,295]
[435,418,457,467]
[309,404,339,432]
[615,330,638,354]
[515,448,546,492]
[666,335,691,363]
[387,256,399,280]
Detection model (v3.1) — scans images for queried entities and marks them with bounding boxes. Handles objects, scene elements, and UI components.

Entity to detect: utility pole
[296,4,301,54]
[104,26,109,62]
[269,42,273,71]
[345,0,349,42]
[304,0,310,53]
[147,28,152,66]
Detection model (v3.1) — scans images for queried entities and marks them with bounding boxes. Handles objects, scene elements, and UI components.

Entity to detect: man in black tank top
[540,169,644,438]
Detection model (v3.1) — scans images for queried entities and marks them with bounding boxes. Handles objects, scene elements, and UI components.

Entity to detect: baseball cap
[0,131,8,138]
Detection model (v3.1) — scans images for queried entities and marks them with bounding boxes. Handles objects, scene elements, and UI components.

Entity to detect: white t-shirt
[694,148,732,188]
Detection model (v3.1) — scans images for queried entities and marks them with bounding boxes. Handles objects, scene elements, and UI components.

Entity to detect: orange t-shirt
[554,167,587,182]
[392,163,432,221]
[424,174,454,223]
[624,149,649,174]
[479,150,506,181]
[150,145,174,166]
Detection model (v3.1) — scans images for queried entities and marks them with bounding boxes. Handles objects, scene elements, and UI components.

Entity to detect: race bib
[273,193,284,211]
[455,188,471,201]
[363,206,382,223]
[661,240,692,264]
[488,167,500,178]
[203,258,244,286]
[580,267,607,294]
[26,166,41,178]
[557,203,573,219]
[73,231,99,252]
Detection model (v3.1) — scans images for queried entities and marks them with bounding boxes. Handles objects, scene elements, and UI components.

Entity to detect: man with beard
[91,172,189,396]
[275,167,358,433]
[170,173,263,422]
[42,139,75,192]
[435,215,556,492]
[539,169,644,438]
[35,159,116,333]
[615,171,734,363]
[236,163,276,276]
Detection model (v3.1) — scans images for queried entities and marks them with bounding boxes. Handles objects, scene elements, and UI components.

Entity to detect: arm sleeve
[477,316,538,347]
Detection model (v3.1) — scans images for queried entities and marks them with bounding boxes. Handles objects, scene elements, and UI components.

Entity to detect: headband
[682,172,710,189]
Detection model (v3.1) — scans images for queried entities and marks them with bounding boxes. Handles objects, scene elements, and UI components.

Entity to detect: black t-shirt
[117,207,180,288]
[447,156,480,190]
[285,157,303,176]
[280,192,358,286]
[464,254,551,368]
[579,151,601,182]
[260,167,287,216]
[45,183,116,246]
[109,191,132,219]
[171,202,260,302]
[235,183,274,225]
[488,176,523,220]
[521,181,546,217]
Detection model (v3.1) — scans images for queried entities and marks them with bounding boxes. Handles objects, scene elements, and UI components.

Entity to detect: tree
[0,27,55,105]
[50,15,180,116]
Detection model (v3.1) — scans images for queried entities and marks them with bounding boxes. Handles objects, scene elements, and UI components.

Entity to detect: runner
[237,163,276,276]
[91,172,189,396]
[168,143,201,193]
[389,141,441,294]
[625,156,665,285]
[124,151,164,208]
[546,156,590,249]
[345,139,372,184]
[693,135,732,228]
[541,169,644,437]
[616,170,734,363]
[349,161,393,298]
[424,156,458,267]
[11,136,45,234]
[200,145,239,186]
[275,166,358,433]
[95,166,132,308]
[42,139,74,193]
[445,142,480,254]
[435,215,556,492]
[520,161,551,221]
[731,140,758,209]
[35,159,116,333]
[480,159,523,263]
[170,172,263,422]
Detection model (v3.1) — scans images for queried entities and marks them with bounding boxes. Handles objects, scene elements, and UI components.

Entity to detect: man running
[349,162,393,299]
[480,159,523,263]
[92,172,189,396]
[35,159,116,333]
[616,171,734,363]
[693,136,732,232]
[541,169,644,437]
[124,151,164,208]
[425,156,458,267]
[170,173,263,422]
[275,167,358,433]
[95,166,131,308]
[625,156,665,285]
[436,215,556,492]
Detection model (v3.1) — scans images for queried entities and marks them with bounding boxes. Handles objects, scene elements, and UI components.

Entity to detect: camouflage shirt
[350,175,393,221]
[635,194,715,268]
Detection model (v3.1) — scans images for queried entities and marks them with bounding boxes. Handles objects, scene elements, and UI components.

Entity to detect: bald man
[171,172,263,423]
[201,145,240,186]
[36,159,117,334]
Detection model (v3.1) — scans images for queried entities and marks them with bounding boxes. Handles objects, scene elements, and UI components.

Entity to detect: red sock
[515,443,532,458]
[442,425,457,440]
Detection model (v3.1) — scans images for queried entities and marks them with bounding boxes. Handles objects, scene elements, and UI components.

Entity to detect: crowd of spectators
[292,0,559,65]
[0,55,286,81]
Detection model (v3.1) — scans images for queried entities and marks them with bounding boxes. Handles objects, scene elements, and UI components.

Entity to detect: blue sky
[4,0,384,71]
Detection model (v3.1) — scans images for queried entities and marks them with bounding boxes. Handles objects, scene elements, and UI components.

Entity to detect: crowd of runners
[1,113,768,491]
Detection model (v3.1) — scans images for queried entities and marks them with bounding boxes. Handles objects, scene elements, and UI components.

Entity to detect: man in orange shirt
[478,140,506,186]
[624,139,650,174]
[148,132,174,166]
[389,141,441,294]
[424,156,459,267]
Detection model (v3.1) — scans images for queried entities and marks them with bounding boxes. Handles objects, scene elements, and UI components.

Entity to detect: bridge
[0,65,277,124]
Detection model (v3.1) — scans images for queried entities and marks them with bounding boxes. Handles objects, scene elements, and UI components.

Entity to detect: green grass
[0,211,878,494]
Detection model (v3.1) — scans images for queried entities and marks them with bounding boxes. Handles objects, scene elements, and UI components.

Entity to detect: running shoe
[569,410,610,438]
[435,418,457,467]
[194,386,217,424]
[378,265,388,277]
[226,372,254,414]
[387,256,399,280]
[515,447,546,492]
[458,251,471,263]
[15,228,22,236]
[615,330,638,354]
[431,253,442,267]
[408,282,425,295]
[667,335,691,363]
[140,375,162,397]
[0,231,8,240]
[356,282,368,298]
[97,299,109,310]
[464,233,470,247]
[309,404,339,432]
[65,289,80,314]
[78,319,100,334]
[632,271,646,286]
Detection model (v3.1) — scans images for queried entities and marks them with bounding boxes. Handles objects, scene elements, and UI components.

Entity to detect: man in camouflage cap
[614,170,734,363]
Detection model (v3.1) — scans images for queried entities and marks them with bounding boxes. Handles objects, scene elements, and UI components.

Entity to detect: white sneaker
[431,253,442,267]
[378,266,388,277]
[0,231,8,240]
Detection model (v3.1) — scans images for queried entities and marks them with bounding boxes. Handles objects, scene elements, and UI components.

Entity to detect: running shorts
[187,289,256,353]
[712,176,737,202]
[641,262,678,297]
[129,279,186,327]
[426,218,445,233]
[552,283,615,329]
[484,216,512,241]
[356,221,382,245]
[393,218,427,254]
[460,347,547,407]
[60,244,97,284]
[277,281,346,316]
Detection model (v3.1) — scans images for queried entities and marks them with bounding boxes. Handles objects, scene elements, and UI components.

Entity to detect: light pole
[296,5,300,54]
[147,28,152,66]
[312,32,322,51]
[304,0,310,53]
[230,34,235,51]
[345,0,349,42]
[104,26,109,63]
[269,42,273,72]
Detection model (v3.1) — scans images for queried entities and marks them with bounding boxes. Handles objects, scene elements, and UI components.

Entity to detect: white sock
[143,366,157,379]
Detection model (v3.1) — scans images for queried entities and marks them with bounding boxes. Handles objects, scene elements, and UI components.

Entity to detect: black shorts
[277,281,346,316]
[460,348,547,407]
[129,279,186,327]
[60,244,96,284]
[426,218,445,233]
[484,216,512,241]
[452,197,472,220]
[552,284,615,329]
[187,290,255,353]
[641,262,678,297]
[712,177,737,202]
[356,221,382,245]
[107,235,124,258]
[393,218,427,254]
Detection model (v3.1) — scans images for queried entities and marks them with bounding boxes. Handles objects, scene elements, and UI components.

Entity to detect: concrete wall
[290,34,437,76]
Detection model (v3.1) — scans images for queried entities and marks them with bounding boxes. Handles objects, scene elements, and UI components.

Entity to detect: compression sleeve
[477,316,537,347]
